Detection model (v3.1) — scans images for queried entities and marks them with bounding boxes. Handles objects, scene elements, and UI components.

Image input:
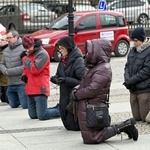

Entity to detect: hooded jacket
[75,38,112,144]
[22,39,50,96]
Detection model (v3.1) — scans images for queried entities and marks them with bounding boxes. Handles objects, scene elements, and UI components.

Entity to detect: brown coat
[0,46,8,86]
[75,38,112,144]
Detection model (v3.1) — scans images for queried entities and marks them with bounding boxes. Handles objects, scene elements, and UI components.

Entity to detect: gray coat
[0,38,24,85]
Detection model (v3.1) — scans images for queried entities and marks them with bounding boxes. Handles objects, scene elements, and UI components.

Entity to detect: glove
[50,75,58,84]
[20,51,27,59]
[57,77,66,84]
[70,89,78,101]
[21,75,28,83]
[130,86,136,92]
[123,82,131,89]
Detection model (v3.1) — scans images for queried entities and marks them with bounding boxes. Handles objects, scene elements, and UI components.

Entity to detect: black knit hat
[131,27,146,42]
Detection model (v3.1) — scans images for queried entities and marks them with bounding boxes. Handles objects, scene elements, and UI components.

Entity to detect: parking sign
[98,0,107,11]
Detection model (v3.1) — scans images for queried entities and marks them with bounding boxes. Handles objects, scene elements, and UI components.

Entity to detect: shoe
[115,118,138,141]
[52,103,59,109]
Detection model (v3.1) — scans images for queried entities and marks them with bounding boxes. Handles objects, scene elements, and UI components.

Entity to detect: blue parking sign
[98,0,107,11]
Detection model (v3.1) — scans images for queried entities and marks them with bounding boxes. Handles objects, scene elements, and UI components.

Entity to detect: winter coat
[22,40,50,96]
[124,41,150,94]
[0,38,24,86]
[0,44,8,86]
[55,37,86,131]
[75,38,112,144]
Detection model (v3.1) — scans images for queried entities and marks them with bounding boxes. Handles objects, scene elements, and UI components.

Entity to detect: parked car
[41,3,96,17]
[0,3,57,33]
[107,0,150,24]
[31,0,60,9]
[74,4,97,11]
[30,10,130,62]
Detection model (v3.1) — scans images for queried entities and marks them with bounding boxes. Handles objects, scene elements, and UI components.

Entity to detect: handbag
[86,103,110,129]
[86,92,110,129]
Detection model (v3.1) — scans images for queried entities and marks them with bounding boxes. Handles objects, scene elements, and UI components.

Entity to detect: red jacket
[22,46,50,96]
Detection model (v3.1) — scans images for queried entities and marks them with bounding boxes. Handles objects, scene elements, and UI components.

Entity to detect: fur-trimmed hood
[136,41,150,53]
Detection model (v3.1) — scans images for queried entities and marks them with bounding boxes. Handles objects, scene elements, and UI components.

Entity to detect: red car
[31,10,130,62]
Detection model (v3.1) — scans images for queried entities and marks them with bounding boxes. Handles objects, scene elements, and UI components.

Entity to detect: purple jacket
[75,38,112,144]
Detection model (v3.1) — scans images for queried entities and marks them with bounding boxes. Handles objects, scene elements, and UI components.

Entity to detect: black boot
[114,118,138,141]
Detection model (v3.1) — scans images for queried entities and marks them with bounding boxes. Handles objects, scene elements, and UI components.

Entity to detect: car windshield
[20,4,48,12]
[47,14,81,30]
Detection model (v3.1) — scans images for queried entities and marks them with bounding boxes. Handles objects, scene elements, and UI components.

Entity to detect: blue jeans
[28,95,60,120]
[7,84,28,109]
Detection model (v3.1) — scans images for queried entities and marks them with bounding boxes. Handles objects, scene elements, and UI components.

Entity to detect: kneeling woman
[71,38,138,144]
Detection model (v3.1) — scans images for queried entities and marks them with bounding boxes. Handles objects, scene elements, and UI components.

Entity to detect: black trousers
[0,86,9,103]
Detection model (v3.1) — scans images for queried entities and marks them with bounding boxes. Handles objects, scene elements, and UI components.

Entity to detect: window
[100,14,117,28]
[78,15,96,31]
[118,16,125,27]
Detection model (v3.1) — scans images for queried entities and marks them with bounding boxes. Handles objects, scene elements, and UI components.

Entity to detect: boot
[114,118,138,141]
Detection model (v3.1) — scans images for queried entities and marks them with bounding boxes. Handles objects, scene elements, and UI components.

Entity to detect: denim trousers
[28,95,60,120]
[7,84,28,109]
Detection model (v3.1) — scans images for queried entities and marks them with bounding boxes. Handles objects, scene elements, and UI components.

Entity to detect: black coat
[56,46,86,131]
[124,42,150,94]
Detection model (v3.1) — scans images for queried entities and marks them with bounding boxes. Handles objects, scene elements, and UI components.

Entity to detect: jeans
[7,84,28,109]
[28,95,60,120]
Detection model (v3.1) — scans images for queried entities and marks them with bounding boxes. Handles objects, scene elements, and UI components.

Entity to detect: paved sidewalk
[0,83,150,150]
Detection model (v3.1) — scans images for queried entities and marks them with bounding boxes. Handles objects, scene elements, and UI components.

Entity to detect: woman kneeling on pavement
[69,38,138,144]
[20,35,60,120]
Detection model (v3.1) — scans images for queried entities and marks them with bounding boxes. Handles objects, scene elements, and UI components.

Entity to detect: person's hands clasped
[57,77,66,84]
[70,89,78,101]
[50,75,59,84]
[21,75,28,83]
[123,82,131,89]
[20,51,27,59]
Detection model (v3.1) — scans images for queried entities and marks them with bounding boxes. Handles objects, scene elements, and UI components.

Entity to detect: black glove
[57,77,66,84]
[21,75,28,83]
[70,89,78,101]
[123,82,131,89]
[50,75,58,84]
[130,86,136,92]
[20,51,27,59]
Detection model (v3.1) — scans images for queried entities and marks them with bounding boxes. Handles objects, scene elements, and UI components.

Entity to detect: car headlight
[41,38,50,44]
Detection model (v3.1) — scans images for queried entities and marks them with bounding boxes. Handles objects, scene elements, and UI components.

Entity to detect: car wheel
[138,14,148,24]
[54,50,61,62]
[114,40,129,57]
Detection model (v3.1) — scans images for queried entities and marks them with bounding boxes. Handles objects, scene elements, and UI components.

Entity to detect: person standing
[21,35,60,120]
[0,30,28,108]
[70,38,138,144]
[0,34,9,103]
[123,27,150,122]
[50,36,86,131]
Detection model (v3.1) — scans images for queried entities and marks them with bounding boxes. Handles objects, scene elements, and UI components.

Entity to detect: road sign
[98,0,107,11]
